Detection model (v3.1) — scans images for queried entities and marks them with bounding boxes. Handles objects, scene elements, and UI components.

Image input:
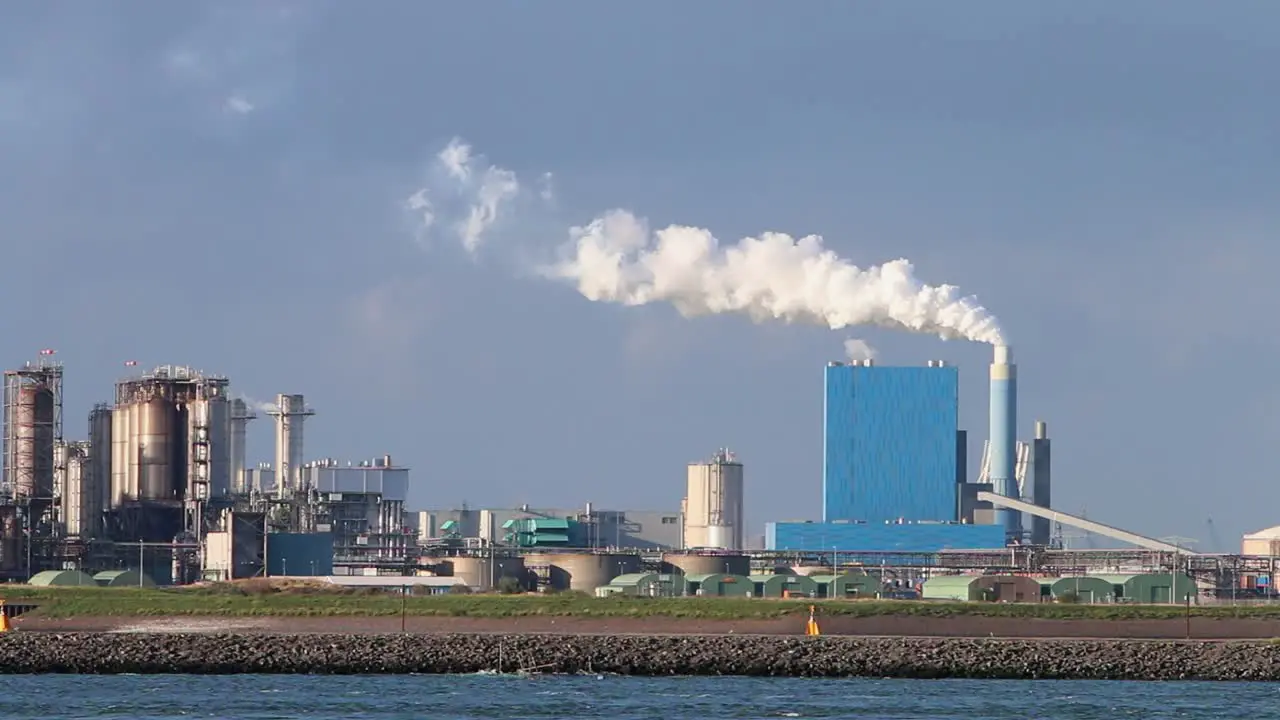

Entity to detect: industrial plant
[4,345,1280,604]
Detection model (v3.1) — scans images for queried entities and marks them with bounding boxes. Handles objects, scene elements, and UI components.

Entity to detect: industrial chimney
[988,344,1020,537]
[267,394,313,499]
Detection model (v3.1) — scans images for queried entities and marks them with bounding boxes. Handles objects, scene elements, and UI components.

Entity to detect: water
[0,675,1269,718]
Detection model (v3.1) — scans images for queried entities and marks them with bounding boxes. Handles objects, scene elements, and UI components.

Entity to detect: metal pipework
[989,344,1020,536]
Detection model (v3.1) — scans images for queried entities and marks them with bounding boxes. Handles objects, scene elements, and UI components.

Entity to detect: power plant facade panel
[765,521,1007,553]
[823,365,959,523]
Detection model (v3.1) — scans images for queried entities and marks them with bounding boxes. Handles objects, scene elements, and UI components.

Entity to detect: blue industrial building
[766,521,1007,555]
[763,358,1006,555]
[265,532,334,576]
[823,361,959,523]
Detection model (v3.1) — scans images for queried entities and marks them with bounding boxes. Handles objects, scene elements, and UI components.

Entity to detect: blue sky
[2,1,1277,551]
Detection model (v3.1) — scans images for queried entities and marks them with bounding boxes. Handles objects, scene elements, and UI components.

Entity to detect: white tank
[682,449,745,550]
[61,443,95,537]
[110,404,132,506]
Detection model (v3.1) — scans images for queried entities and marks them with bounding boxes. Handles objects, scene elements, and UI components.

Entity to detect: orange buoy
[805,604,821,636]
[0,601,10,633]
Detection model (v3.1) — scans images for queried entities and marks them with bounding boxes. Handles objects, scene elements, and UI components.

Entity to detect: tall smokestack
[267,394,313,499]
[228,399,255,494]
[989,344,1019,537]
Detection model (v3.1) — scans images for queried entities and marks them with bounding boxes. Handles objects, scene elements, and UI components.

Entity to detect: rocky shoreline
[2,633,1280,679]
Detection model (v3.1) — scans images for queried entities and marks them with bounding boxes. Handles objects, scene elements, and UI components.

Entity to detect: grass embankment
[2,581,1280,621]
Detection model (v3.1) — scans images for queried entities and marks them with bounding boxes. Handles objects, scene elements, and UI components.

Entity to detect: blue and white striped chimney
[989,344,1020,537]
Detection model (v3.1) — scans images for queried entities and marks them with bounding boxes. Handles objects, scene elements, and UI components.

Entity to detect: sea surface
[0,674,1272,719]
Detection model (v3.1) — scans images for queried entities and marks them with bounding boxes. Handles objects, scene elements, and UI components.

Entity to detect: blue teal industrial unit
[822,360,959,523]
[765,521,1006,556]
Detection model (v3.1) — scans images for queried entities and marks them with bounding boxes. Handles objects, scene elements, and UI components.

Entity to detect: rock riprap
[1,633,1279,680]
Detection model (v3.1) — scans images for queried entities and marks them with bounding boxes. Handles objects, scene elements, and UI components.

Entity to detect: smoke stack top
[993,344,1012,365]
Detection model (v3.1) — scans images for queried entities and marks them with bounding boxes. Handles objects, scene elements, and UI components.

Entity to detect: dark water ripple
[0,674,1274,719]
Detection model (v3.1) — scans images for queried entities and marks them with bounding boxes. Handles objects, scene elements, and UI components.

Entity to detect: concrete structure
[525,551,639,592]
[682,448,744,550]
[686,573,752,596]
[662,551,751,577]
[822,360,959,523]
[988,345,1019,536]
[202,511,267,581]
[765,521,1006,554]
[1042,576,1115,603]
[418,506,682,550]
[1096,573,1196,604]
[750,573,818,598]
[435,555,527,590]
[1242,526,1280,556]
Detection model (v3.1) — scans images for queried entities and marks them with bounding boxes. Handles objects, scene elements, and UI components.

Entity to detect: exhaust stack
[989,344,1020,537]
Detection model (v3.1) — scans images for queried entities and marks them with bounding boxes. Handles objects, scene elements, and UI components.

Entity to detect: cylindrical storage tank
[663,552,751,577]
[137,400,178,501]
[683,451,745,550]
[63,444,94,537]
[110,404,132,505]
[531,552,641,592]
[10,385,56,499]
[443,555,527,591]
[706,525,730,550]
[53,441,69,501]
[89,404,113,513]
[127,402,143,501]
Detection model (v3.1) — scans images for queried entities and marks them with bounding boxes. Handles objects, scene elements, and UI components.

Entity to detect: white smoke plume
[233,394,280,415]
[405,137,521,254]
[540,210,1005,344]
[843,338,878,362]
[401,137,1005,346]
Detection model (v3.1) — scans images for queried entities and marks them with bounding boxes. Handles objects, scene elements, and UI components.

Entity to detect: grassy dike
[2,582,1280,620]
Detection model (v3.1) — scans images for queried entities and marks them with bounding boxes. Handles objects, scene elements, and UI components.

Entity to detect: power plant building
[770,352,1018,554]
[822,360,959,523]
